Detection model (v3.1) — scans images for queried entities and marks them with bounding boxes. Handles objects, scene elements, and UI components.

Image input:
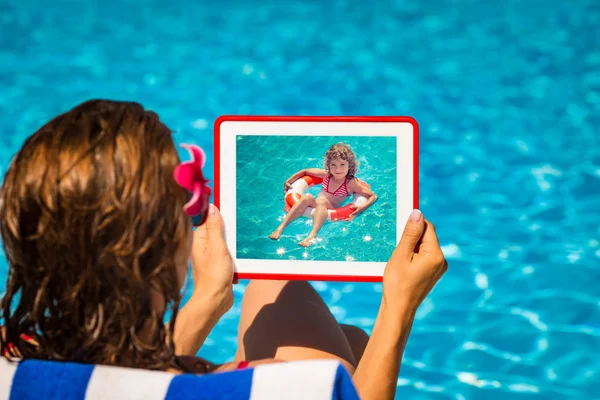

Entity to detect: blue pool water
[1,0,599,398]
[236,135,397,262]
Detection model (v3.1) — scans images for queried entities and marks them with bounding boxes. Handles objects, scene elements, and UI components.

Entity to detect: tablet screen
[215,117,418,281]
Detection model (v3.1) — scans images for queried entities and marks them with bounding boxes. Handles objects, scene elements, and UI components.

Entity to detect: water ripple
[0,0,598,399]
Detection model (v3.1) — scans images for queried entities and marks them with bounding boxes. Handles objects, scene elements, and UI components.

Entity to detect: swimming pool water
[236,135,397,262]
[1,0,599,398]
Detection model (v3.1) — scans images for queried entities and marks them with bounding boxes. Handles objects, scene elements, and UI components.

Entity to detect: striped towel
[0,358,359,400]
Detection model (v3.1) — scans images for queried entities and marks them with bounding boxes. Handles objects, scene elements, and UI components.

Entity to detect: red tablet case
[214,115,419,282]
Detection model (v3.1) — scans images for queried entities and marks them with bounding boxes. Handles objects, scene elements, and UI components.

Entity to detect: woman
[0,100,447,400]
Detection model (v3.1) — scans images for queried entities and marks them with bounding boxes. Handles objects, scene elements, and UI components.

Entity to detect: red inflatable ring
[283,175,369,221]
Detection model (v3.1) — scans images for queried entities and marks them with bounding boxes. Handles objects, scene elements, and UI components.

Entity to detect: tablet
[214,116,418,282]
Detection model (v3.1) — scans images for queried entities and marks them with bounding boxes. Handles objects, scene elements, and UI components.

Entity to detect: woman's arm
[352,211,448,399]
[173,205,235,356]
[173,294,228,356]
[351,299,416,399]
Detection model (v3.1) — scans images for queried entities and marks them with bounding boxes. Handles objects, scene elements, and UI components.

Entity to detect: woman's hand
[190,204,235,316]
[382,209,448,311]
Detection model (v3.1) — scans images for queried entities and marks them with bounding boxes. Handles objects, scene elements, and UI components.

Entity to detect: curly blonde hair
[323,143,359,178]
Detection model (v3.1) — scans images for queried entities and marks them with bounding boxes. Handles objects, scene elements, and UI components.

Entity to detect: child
[269,143,377,247]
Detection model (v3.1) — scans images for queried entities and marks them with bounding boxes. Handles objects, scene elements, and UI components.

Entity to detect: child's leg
[234,280,368,374]
[298,196,331,247]
[269,194,316,240]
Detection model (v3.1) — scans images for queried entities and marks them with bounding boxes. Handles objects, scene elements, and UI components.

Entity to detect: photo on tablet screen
[216,117,417,280]
[236,135,397,263]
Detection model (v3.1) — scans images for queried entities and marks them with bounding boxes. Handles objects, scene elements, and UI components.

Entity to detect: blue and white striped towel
[0,358,359,399]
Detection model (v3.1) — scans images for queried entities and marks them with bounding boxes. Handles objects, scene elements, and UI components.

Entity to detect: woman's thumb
[204,204,224,234]
[194,204,224,245]
[395,209,425,260]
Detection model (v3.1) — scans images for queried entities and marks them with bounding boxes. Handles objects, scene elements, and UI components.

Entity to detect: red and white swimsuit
[322,176,350,197]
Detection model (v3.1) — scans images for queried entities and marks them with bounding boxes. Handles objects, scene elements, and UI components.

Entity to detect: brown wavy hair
[323,143,359,178]
[0,99,192,370]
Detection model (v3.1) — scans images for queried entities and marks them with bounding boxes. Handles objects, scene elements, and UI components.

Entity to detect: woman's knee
[245,279,289,299]
[238,281,357,368]
[244,280,315,306]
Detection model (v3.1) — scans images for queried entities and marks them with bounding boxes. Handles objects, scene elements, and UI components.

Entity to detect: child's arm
[284,168,328,191]
[346,179,377,219]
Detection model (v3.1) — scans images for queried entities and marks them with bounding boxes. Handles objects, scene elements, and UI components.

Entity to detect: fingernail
[208,204,217,215]
[409,209,422,222]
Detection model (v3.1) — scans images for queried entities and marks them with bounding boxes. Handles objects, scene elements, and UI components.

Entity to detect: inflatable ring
[284,175,369,221]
